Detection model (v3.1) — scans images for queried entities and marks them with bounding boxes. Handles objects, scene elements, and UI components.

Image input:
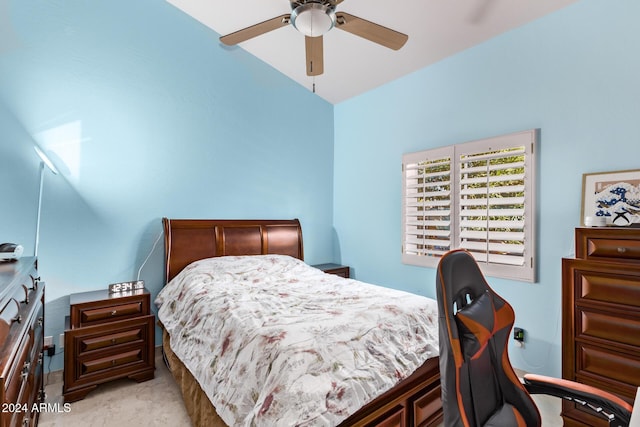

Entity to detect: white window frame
[402,129,537,282]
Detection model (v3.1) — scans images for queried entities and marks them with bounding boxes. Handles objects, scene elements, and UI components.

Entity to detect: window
[402,129,537,282]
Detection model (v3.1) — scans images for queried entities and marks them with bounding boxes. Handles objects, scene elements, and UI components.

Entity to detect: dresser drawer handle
[111,360,116,366]
[111,310,117,316]
[617,247,627,253]
[111,338,117,344]
[30,275,41,291]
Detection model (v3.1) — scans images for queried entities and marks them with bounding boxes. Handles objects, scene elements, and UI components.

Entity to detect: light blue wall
[0,0,334,371]
[334,0,640,377]
[0,102,41,248]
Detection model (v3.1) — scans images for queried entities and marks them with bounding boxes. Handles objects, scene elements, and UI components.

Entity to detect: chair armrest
[523,373,632,427]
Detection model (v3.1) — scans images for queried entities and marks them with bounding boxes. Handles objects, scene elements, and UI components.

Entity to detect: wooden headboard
[162,218,304,283]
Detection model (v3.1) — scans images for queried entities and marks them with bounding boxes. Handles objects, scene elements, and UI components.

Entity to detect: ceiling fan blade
[220,14,291,46]
[305,35,323,76]
[335,12,407,50]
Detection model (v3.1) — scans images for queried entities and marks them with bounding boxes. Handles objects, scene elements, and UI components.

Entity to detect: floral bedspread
[155,255,438,427]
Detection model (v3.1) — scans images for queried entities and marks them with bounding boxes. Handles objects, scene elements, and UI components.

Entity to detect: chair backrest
[436,249,541,427]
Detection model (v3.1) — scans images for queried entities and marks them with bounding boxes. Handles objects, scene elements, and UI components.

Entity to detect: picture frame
[581,169,640,227]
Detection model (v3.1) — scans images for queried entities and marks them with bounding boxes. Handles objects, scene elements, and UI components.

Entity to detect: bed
[157,218,443,426]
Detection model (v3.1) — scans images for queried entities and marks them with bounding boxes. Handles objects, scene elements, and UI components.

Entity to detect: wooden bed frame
[162,218,443,427]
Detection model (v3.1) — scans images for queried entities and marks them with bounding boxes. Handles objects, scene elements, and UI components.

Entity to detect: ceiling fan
[219,0,408,76]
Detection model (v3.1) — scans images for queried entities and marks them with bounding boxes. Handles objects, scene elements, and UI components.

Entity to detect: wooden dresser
[63,288,155,403]
[0,257,45,427]
[562,227,640,426]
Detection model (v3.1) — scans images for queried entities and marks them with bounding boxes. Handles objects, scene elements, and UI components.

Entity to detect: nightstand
[313,263,350,278]
[63,288,155,403]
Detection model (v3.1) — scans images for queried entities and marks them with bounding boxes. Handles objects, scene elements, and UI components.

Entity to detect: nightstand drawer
[79,301,144,325]
[64,289,155,402]
[69,289,150,328]
[82,348,144,375]
[65,315,155,394]
[66,315,154,357]
[78,319,151,353]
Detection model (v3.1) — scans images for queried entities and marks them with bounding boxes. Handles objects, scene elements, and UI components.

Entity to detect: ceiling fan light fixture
[291,3,336,37]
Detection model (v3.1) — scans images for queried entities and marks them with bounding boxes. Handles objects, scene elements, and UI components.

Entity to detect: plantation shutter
[458,144,526,264]
[402,146,454,267]
[402,130,536,282]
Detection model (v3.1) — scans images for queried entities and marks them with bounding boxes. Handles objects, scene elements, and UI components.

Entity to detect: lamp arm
[35,161,45,257]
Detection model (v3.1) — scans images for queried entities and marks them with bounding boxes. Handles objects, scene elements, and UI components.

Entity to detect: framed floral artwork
[581,169,640,226]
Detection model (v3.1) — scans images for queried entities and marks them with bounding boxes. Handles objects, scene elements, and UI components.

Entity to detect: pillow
[454,290,495,359]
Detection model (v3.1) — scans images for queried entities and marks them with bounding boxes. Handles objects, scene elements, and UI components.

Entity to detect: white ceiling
[167,0,579,104]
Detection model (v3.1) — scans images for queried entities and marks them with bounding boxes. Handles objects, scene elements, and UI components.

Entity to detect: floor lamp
[34,146,58,257]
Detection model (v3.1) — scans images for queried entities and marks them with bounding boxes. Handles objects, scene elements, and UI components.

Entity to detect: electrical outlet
[44,335,53,348]
[513,327,525,342]
[59,333,65,349]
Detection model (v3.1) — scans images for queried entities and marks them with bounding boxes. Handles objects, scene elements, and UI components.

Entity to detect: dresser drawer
[566,260,640,309]
[0,298,21,345]
[576,228,640,263]
[578,309,640,348]
[576,343,640,398]
[3,332,32,408]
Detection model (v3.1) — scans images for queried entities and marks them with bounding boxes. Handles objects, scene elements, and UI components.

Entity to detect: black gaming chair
[436,249,633,427]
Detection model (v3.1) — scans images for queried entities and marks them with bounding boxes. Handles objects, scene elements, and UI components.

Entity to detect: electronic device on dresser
[63,288,155,403]
[0,257,45,427]
[0,244,23,262]
[562,227,640,426]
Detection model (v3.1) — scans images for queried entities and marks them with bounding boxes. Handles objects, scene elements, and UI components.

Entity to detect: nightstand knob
[618,247,627,253]
[111,360,116,366]
[111,310,117,316]
[111,338,117,344]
